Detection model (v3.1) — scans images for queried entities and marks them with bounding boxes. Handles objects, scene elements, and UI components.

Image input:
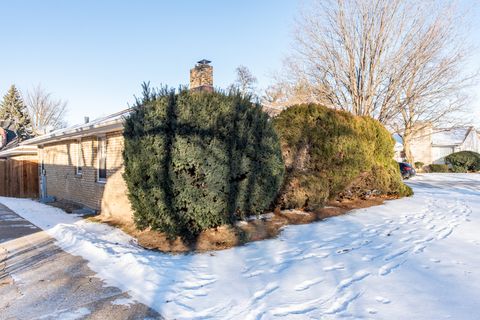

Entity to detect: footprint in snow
[375,296,391,304]
[413,244,426,254]
[366,307,378,314]
[384,247,410,261]
[413,236,434,245]
[437,228,453,240]
[307,251,330,259]
[336,248,351,254]
[373,243,391,250]
[294,277,324,291]
[325,291,361,315]
[400,236,413,243]
[379,260,406,276]
[323,263,345,271]
[362,254,378,261]
[180,278,217,290]
[403,227,419,234]
[336,270,370,290]
[251,282,279,304]
[246,270,265,278]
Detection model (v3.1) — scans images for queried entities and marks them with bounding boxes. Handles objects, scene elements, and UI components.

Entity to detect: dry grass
[47,199,83,213]
[89,195,396,253]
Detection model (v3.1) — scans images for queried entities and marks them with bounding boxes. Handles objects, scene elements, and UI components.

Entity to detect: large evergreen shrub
[445,151,480,172]
[273,104,412,210]
[123,85,284,239]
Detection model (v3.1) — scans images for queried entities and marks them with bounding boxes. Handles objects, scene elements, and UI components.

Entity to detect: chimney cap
[197,59,211,65]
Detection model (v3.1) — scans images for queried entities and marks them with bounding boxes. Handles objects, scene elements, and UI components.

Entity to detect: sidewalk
[0,203,162,320]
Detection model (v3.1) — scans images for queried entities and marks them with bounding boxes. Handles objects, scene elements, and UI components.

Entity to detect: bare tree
[277,0,477,162]
[229,65,258,98]
[26,85,68,134]
[388,3,476,162]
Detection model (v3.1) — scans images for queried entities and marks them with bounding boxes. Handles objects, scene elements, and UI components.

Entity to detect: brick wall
[41,131,131,216]
[190,63,213,92]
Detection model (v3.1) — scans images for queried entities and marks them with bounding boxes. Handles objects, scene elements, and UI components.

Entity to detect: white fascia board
[20,120,125,146]
[0,146,38,158]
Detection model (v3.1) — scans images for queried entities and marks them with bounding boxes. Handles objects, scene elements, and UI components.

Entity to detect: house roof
[0,145,38,158]
[431,127,472,146]
[21,108,131,146]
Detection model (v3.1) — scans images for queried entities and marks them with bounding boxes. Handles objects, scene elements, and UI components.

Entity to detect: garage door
[432,147,454,164]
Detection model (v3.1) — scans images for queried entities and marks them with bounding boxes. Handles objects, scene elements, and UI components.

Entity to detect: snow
[1,173,480,319]
[37,307,91,320]
[111,297,136,306]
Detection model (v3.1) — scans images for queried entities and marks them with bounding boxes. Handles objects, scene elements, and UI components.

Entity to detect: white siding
[460,130,480,153]
[432,146,455,164]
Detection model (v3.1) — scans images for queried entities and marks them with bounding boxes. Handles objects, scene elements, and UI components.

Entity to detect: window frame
[75,139,83,176]
[97,136,107,183]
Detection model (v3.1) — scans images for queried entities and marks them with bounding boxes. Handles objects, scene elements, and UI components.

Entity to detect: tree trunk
[403,134,414,164]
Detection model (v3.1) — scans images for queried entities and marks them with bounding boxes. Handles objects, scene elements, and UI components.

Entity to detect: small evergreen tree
[0,85,33,140]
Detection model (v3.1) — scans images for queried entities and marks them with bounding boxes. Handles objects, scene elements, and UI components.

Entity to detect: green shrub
[273,104,412,210]
[445,151,480,172]
[450,165,467,173]
[123,85,285,239]
[414,162,424,169]
[428,164,449,172]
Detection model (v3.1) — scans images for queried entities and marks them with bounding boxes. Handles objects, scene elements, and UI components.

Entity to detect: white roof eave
[0,145,38,158]
[20,119,125,146]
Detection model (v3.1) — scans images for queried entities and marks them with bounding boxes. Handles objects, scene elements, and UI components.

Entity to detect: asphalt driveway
[0,203,41,243]
[0,203,162,320]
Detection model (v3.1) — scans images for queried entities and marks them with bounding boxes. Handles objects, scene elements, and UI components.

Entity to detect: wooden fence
[0,159,39,198]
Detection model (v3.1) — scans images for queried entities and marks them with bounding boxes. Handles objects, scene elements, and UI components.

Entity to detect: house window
[97,136,107,182]
[76,139,83,175]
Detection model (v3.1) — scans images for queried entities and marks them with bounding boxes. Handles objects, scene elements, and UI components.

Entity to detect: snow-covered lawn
[1,173,479,319]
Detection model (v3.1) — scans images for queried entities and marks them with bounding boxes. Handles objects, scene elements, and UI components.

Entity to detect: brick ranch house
[19,60,215,223]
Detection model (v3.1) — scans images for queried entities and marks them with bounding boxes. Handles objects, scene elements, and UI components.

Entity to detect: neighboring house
[404,125,480,165]
[392,134,404,162]
[18,60,215,224]
[430,127,480,164]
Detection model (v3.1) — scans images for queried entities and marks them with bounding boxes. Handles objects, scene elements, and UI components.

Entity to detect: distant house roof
[261,105,287,117]
[431,127,472,146]
[21,108,131,146]
[0,120,20,151]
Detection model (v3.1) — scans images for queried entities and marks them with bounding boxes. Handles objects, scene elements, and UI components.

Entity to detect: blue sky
[0,0,479,126]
